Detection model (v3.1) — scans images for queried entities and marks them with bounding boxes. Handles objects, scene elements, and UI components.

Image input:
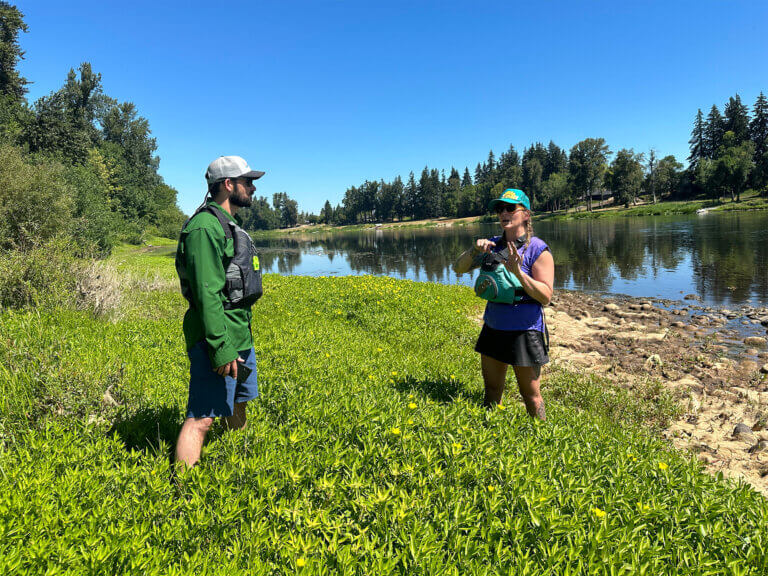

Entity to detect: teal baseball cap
[488,188,531,212]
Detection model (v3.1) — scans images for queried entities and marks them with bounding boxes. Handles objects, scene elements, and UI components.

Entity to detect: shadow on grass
[391,376,483,405]
[109,405,181,455]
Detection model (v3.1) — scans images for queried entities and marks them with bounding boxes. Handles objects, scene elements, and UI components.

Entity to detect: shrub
[0,236,80,308]
[0,237,123,315]
[0,144,74,251]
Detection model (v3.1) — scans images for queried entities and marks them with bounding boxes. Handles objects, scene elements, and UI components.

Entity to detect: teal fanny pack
[474,249,525,304]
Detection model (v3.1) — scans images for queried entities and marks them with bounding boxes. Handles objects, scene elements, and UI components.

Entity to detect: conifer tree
[404,171,417,219]
[688,109,705,168]
[0,1,28,100]
[461,167,472,188]
[704,105,725,159]
[750,92,768,190]
[751,92,768,158]
[545,141,568,178]
[723,94,751,145]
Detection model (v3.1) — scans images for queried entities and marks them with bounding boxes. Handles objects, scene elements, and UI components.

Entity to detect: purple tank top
[482,235,550,332]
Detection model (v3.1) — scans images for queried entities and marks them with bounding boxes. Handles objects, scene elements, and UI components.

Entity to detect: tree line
[0,2,186,255]
[311,92,767,226]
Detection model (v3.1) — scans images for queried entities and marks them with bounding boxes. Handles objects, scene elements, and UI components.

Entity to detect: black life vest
[176,204,263,309]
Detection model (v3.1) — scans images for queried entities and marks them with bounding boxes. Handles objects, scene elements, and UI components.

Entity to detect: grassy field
[1,243,767,574]
[538,191,768,221]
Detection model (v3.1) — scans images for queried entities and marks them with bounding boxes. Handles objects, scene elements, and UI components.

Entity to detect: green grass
[1,247,767,574]
[539,192,768,221]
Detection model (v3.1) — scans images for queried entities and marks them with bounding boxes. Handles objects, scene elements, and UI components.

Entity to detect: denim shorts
[186,341,259,418]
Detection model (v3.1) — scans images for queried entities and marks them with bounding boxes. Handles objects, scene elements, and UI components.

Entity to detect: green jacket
[176,201,253,367]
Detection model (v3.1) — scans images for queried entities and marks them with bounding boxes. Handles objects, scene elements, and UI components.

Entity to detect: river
[254,211,768,307]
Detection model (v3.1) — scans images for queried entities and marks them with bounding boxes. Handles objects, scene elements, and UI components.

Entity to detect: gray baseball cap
[205,155,265,185]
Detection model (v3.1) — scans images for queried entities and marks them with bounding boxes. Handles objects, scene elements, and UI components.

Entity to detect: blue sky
[15,1,768,215]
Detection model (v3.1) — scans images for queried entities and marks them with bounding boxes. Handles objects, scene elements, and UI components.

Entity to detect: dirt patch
[539,291,768,495]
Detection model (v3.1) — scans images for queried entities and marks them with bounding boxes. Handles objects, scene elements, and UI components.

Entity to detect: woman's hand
[475,238,496,254]
[504,241,523,278]
[454,238,494,275]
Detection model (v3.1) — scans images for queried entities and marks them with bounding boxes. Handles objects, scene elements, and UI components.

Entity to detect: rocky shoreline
[544,290,768,495]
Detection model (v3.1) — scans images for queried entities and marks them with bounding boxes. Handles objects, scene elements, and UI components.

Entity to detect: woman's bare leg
[481,354,508,407]
[512,365,545,420]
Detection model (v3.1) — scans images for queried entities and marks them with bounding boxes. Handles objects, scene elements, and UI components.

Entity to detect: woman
[454,189,554,419]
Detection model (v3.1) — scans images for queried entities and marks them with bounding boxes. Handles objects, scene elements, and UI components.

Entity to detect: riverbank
[251,192,768,238]
[543,290,768,493]
[250,214,487,239]
[1,245,768,572]
[538,190,768,221]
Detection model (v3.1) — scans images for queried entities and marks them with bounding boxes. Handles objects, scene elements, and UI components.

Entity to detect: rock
[644,354,663,370]
[687,393,701,414]
[684,325,698,332]
[748,441,768,454]
[745,348,759,356]
[102,386,120,406]
[760,318,768,328]
[671,321,686,328]
[733,423,754,438]
[738,360,759,374]
[761,364,768,374]
[684,294,701,301]
[603,303,620,313]
[744,337,767,348]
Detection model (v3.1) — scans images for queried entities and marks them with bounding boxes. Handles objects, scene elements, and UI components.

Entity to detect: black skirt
[474,324,550,367]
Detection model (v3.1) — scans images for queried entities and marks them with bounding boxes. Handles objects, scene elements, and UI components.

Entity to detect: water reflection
[254,212,768,306]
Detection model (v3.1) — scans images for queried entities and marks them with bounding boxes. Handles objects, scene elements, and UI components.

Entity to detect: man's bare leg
[175,416,214,468]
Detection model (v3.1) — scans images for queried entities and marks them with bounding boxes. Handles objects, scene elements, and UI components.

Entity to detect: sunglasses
[494,204,523,214]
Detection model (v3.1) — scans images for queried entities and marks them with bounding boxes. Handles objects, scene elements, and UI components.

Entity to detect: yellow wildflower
[592,507,606,518]
[407,419,413,425]
[408,402,417,409]
[658,462,668,471]
[497,404,506,411]
[390,427,401,435]
[487,485,495,493]
[297,558,306,568]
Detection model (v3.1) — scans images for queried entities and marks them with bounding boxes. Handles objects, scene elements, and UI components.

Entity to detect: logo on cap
[502,190,519,201]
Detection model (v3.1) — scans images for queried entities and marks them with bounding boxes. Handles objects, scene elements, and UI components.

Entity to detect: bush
[0,236,81,308]
[0,237,123,315]
[63,163,120,256]
[0,144,74,251]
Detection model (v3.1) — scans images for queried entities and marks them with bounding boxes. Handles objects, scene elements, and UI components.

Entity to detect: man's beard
[230,190,253,208]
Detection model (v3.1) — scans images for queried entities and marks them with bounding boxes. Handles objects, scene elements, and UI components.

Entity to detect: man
[174,155,265,467]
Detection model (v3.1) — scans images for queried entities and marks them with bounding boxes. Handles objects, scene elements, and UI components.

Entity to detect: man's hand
[216,357,245,379]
